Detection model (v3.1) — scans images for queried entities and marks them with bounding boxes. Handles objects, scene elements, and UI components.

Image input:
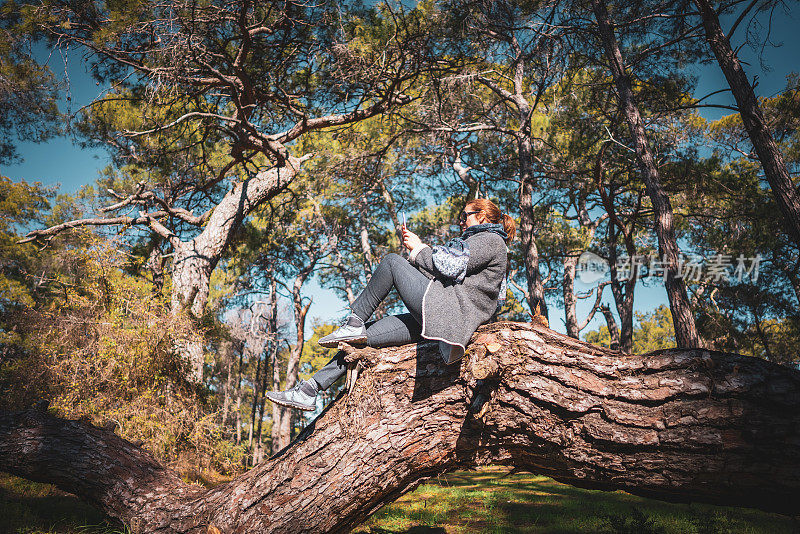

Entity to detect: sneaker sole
[264,393,316,411]
[318,335,368,348]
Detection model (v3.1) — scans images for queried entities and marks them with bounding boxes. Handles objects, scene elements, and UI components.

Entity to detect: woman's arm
[402,229,438,278]
[464,233,506,275]
[411,234,504,281]
[404,229,505,281]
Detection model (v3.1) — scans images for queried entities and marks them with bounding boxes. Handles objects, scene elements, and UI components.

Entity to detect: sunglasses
[458,210,482,223]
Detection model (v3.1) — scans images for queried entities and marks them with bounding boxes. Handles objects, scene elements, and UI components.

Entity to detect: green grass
[0,474,126,534]
[2,468,797,533]
[352,467,799,534]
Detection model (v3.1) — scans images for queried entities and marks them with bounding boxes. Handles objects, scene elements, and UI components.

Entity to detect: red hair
[466,198,516,243]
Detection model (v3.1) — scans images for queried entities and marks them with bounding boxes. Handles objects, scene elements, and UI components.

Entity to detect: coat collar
[461,223,508,241]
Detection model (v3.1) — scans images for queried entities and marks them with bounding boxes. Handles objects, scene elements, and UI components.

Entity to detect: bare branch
[19,212,169,244]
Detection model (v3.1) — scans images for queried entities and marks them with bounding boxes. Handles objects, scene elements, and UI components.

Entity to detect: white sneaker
[264,379,318,411]
[318,314,368,348]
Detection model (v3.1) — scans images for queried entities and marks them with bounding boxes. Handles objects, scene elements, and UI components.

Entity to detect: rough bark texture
[591,0,700,349]
[607,235,636,354]
[519,177,549,320]
[694,0,800,245]
[2,322,799,533]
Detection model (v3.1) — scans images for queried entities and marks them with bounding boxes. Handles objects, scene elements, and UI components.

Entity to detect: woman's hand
[402,226,423,251]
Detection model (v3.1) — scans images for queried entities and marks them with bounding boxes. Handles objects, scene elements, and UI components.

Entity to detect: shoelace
[289,380,316,397]
[336,315,363,329]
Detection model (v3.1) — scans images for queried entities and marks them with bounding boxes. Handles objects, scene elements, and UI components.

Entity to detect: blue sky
[2,7,798,338]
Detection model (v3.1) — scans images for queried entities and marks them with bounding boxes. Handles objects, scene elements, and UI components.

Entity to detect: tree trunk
[220,340,235,432]
[2,321,798,533]
[248,346,261,448]
[146,242,164,293]
[169,245,207,381]
[275,274,312,450]
[519,174,549,320]
[594,143,638,354]
[599,304,622,349]
[270,351,287,456]
[377,177,403,247]
[607,237,636,354]
[235,349,243,445]
[591,0,700,349]
[254,280,278,464]
[694,0,800,245]
[563,253,579,338]
[452,148,480,201]
[169,160,303,317]
[477,33,549,321]
[358,197,375,279]
[168,160,304,381]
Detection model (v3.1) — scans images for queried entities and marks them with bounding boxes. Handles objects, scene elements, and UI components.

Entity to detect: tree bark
[599,304,622,349]
[565,200,606,340]
[607,231,637,354]
[594,142,639,353]
[170,159,304,317]
[694,0,800,245]
[235,348,243,445]
[563,254,579,338]
[269,345,286,456]
[519,152,549,320]
[476,34,549,321]
[452,148,480,201]
[168,159,305,381]
[254,283,277,465]
[591,0,700,349]
[358,196,375,279]
[2,322,799,533]
[248,345,261,449]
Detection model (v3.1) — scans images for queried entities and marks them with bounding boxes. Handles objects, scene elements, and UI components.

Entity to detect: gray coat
[411,231,508,362]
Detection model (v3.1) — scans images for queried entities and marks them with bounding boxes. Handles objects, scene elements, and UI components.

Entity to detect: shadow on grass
[365,528,447,534]
[0,474,125,534]
[355,467,800,534]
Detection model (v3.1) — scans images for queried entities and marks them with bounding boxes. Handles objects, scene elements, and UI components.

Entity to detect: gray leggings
[312,253,429,390]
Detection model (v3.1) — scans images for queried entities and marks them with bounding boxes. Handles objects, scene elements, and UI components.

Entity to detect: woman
[266,198,515,411]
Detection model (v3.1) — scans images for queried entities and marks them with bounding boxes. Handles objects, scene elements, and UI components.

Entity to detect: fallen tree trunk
[1,321,798,532]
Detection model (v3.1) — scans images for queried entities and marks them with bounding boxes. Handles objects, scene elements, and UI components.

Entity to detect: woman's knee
[380,252,403,269]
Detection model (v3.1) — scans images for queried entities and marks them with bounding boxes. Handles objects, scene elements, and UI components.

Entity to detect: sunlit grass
[353,467,798,534]
[3,468,797,533]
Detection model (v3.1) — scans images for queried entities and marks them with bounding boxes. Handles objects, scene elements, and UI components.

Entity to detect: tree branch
[1,323,798,533]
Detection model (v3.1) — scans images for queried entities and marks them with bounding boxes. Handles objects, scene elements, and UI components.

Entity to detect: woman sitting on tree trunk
[266,198,515,411]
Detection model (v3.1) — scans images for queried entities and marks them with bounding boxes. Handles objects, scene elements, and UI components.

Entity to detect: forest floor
[1,467,797,533]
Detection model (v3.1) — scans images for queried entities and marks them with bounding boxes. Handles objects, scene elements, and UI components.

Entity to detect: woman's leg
[365,312,423,347]
[318,253,428,350]
[350,253,430,323]
[312,313,424,390]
